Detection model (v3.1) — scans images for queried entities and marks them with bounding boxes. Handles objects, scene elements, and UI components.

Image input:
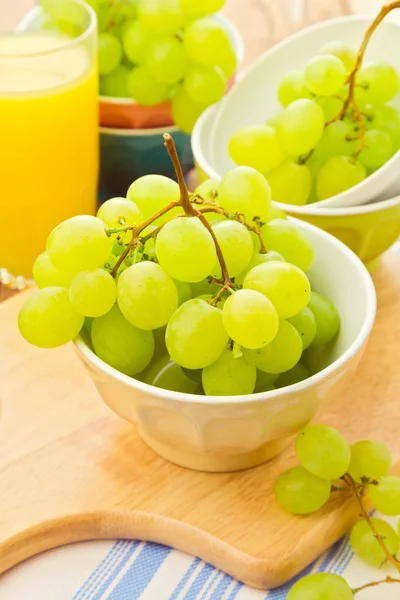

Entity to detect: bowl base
[138,428,292,472]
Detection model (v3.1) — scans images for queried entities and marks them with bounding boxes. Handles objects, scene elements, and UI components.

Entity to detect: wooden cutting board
[1,251,400,590]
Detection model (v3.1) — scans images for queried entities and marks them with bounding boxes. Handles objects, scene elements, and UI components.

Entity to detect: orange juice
[0,31,98,277]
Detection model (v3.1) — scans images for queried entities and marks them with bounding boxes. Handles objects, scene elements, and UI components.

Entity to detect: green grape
[148,37,188,85]
[126,175,181,225]
[47,216,112,273]
[215,44,237,79]
[98,33,122,76]
[235,250,285,286]
[318,40,356,71]
[142,353,199,393]
[166,298,228,369]
[179,0,224,19]
[367,105,400,148]
[265,161,311,206]
[222,289,279,349]
[122,20,153,65]
[211,220,253,277]
[287,573,353,600]
[369,476,400,516]
[318,93,345,121]
[275,363,309,388]
[274,466,331,514]
[69,268,116,318]
[268,217,310,268]
[137,0,183,35]
[33,251,74,289]
[97,197,141,228]
[91,305,154,376]
[41,0,86,35]
[117,262,178,330]
[355,61,400,106]
[174,280,192,306]
[350,518,399,567]
[305,54,346,96]
[277,69,310,107]
[184,17,233,67]
[277,99,325,156]
[316,155,366,200]
[100,65,130,98]
[315,121,357,163]
[348,440,392,483]
[359,129,394,169]
[229,125,286,173]
[288,307,317,350]
[218,166,272,222]
[245,320,303,373]
[308,291,340,346]
[194,178,220,203]
[184,64,226,106]
[202,348,256,395]
[295,424,350,479]
[18,287,84,349]
[254,369,278,392]
[244,261,311,319]
[172,86,206,134]
[118,0,137,21]
[128,66,172,105]
[155,217,217,282]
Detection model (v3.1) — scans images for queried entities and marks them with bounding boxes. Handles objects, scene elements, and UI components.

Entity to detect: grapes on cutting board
[40,0,237,133]
[228,37,400,204]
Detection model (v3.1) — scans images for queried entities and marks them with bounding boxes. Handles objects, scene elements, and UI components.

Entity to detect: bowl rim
[98,13,245,106]
[205,14,400,211]
[74,217,377,406]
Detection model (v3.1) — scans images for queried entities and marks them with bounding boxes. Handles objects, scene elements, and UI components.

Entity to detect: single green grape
[18,287,84,349]
[350,518,399,567]
[194,178,220,203]
[369,476,400,516]
[222,289,279,349]
[288,307,317,350]
[275,363,309,388]
[97,197,141,228]
[229,125,286,173]
[318,41,356,71]
[274,466,331,514]
[355,61,400,106]
[69,268,116,317]
[122,20,154,65]
[359,129,394,170]
[235,250,285,286]
[244,320,303,374]
[211,220,253,277]
[179,0,224,19]
[100,65,130,98]
[316,155,366,200]
[315,121,357,163]
[305,53,346,96]
[166,299,228,369]
[156,217,217,282]
[33,251,74,289]
[171,86,206,134]
[254,369,279,392]
[148,37,188,85]
[184,64,226,106]
[202,348,256,395]
[218,166,272,222]
[137,0,183,35]
[142,353,199,394]
[46,215,112,273]
[126,175,181,225]
[128,65,172,106]
[265,161,312,206]
[183,16,233,67]
[287,573,354,600]
[308,291,340,347]
[367,105,400,148]
[278,69,310,107]
[243,261,311,319]
[295,424,350,480]
[348,440,392,483]
[277,99,325,156]
[91,305,154,376]
[261,218,314,272]
[98,33,122,76]
[117,262,178,330]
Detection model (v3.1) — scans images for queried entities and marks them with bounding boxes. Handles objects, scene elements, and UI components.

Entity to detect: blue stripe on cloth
[207,573,234,599]
[90,541,141,600]
[181,562,215,599]
[168,557,202,600]
[107,542,171,600]
[73,541,130,600]
[227,582,243,599]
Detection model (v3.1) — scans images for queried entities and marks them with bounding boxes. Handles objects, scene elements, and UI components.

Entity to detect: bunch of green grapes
[18,143,341,397]
[229,39,400,204]
[275,424,400,599]
[41,0,236,133]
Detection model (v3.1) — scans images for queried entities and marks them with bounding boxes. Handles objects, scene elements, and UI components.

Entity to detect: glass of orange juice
[0,0,98,279]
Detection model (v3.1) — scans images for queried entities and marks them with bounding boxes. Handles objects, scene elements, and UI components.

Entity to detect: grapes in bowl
[18,136,376,472]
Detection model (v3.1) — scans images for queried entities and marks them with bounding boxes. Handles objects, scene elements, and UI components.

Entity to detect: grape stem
[352,576,400,595]
[163,133,197,218]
